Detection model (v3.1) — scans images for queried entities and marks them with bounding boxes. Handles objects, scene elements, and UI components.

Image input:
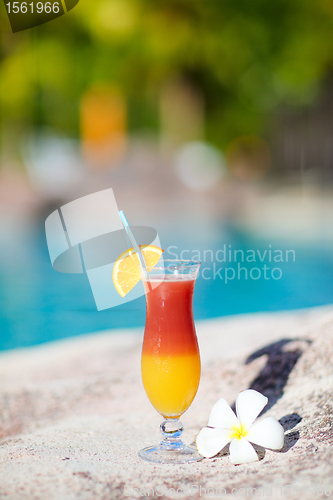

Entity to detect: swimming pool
[1,215,333,350]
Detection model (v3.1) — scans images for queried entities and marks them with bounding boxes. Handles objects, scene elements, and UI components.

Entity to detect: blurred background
[1,0,333,350]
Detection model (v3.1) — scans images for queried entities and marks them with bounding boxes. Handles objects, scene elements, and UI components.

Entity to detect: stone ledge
[0,306,333,499]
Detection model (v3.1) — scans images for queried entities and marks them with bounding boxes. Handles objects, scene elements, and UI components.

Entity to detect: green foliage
[1,0,333,147]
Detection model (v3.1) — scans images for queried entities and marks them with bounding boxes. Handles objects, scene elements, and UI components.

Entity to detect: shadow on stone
[245,338,312,413]
[277,413,302,452]
[279,430,300,453]
[252,444,266,461]
[279,413,302,431]
[214,443,230,459]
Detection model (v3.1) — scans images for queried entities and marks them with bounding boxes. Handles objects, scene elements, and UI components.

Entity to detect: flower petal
[246,417,285,450]
[196,427,232,458]
[229,437,258,465]
[236,389,268,429]
[207,397,239,429]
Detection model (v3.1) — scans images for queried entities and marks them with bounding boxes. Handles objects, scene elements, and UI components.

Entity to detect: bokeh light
[80,85,127,169]
[174,141,226,191]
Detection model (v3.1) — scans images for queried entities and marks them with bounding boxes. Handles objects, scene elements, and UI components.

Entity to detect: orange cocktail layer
[142,352,200,417]
[141,277,201,418]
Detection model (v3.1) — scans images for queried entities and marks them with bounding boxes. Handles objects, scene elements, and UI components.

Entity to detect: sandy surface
[0,306,333,499]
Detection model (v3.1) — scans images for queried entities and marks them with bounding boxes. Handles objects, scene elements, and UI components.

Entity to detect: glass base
[138,418,203,464]
[139,443,202,464]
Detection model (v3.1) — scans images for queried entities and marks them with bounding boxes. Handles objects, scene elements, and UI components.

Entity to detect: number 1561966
[5,2,60,14]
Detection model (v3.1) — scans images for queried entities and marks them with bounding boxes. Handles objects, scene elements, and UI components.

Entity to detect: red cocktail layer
[142,277,199,357]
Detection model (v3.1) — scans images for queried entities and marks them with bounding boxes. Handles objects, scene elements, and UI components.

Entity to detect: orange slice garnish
[112,245,163,297]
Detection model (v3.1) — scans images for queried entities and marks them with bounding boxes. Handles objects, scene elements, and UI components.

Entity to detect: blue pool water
[1,216,333,351]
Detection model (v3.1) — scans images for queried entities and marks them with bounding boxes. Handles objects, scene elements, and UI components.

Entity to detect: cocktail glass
[139,260,202,464]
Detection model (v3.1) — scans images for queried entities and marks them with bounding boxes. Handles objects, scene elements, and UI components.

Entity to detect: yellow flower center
[229,423,248,440]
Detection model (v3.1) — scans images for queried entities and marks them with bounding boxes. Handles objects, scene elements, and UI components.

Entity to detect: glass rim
[150,259,201,271]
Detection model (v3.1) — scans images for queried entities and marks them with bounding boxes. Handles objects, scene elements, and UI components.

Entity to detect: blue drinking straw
[118,210,149,282]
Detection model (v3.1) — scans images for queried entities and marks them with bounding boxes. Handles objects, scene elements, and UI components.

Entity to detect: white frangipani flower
[196,389,284,465]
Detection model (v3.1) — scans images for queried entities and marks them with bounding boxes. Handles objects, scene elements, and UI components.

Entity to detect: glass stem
[159,419,186,450]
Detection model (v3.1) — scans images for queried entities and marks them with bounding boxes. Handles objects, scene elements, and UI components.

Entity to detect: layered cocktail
[139,260,202,463]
